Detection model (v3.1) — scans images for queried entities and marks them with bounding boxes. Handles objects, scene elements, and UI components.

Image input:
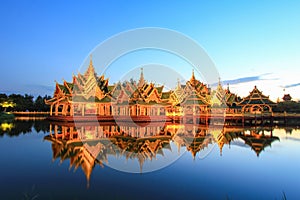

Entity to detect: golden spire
[191,69,195,80]
[177,78,181,89]
[217,77,223,91]
[218,141,224,156]
[141,67,144,79]
[138,67,145,88]
[138,154,144,174]
[190,69,196,86]
[89,54,93,67]
[192,150,196,160]
[85,54,95,78]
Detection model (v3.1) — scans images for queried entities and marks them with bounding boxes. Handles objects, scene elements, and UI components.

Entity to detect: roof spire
[177,78,181,88]
[138,67,145,88]
[190,69,196,85]
[90,54,93,66]
[85,54,95,78]
[192,69,195,79]
[217,77,223,90]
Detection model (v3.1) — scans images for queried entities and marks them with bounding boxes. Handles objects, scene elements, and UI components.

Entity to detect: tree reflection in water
[0,119,49,137]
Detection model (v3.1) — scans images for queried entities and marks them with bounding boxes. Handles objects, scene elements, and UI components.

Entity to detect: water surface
[0,120,299,199]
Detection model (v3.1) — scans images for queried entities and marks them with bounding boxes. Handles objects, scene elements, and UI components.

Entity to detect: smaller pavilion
[238,86,275,114]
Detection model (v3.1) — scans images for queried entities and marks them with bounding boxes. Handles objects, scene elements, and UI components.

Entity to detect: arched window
[251,105,262,113]
[263,105,271,112]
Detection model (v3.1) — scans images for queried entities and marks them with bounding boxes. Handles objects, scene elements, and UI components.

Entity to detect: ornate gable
[238,86,275,113]
[170,80,185,105]
[142,83,162,103]
[54,82,66,98]
[238,86,275,106]
[113,84,130,103]
[186,70,209,96]
[72,56,111,100]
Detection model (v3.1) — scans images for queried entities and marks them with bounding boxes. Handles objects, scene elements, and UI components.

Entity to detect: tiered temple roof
[45,124,173,179]
[72,58,111,101]
[224,84,241,106]
[46,57,112,106]
[239,86,275,106]
[45,135,108,187]
[282,94,292,102]
[108,68,168,105]
[169,70,210,107]
[215,129,240,156]
[238,86,275,113]
[239,130,279,156]
[211,79,240,107]
[46,57,278,119]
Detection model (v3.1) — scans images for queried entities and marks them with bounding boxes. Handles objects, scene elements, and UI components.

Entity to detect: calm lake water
[0,120,300,200]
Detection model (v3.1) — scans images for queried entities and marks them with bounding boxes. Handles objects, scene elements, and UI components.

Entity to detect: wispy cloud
[281,83,300,89]
[211,73,277,86]
[223,75,261,85]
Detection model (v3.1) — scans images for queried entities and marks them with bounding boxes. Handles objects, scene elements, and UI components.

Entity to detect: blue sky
[0,0,299,100]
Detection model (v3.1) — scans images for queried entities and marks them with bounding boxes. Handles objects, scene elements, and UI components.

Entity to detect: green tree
[34,95,50,111]
[274,101,300,113]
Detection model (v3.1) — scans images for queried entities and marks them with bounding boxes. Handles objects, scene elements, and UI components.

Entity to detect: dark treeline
[1,93,300,113]
[274,101,300,113]
[0,120,50,137]
[0,93,51,112]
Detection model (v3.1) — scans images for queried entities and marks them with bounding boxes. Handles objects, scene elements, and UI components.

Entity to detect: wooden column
[55,104,58,116]
[62,105,66,116]
[111,105,114,116]
[138,106,141,116]
[70,105,74,116]
[101,105,104,115]
[50,105,53,116]
[98,105,101,115]
[61,126,65,139]
[81,126,84,139]
[49,124,52,135]
[82,104,85,116]
[54,125,58,137]
[65,105,68,116]
[70,127,74,139]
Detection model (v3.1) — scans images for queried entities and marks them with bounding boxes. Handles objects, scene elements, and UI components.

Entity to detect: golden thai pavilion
[45,57,276,122]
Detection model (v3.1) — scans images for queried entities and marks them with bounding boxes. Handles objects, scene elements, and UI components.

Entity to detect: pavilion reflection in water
[44,122,279,185]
